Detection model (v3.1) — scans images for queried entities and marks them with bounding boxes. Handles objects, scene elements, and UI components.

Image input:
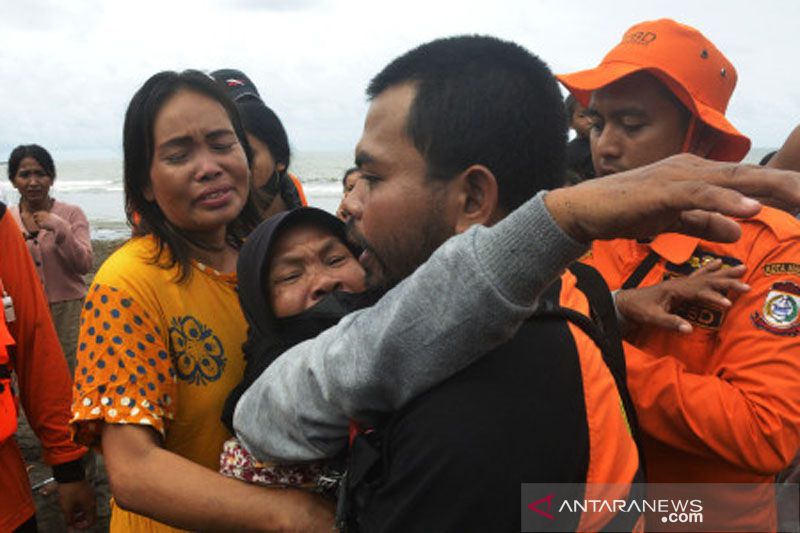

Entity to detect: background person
[211,69,308,218]
[566,93,592,139]
[769,125,800,171]
[768,125,800,212]
[69,70,333,531]
[564,94,595,183]
[0,201,96,532]
[7,144,92,376]
[336,167,360,221]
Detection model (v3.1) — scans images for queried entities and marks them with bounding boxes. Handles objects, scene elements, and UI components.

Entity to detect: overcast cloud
[0,0,796,160]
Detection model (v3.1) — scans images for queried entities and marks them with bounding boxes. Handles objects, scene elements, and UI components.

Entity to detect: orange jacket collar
[648,233,700,265]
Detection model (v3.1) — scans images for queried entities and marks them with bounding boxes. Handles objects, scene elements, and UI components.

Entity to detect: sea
[0,151,355,240]
[0,148,776,241]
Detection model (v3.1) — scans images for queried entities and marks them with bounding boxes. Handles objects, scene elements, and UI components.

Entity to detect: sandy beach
[89,238,126,278]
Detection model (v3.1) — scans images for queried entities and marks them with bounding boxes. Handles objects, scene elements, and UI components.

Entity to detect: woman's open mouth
[196,187,234,208]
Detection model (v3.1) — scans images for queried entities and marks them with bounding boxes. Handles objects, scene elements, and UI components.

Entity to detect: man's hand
[545,153,800,243]
[615,259,750,336]
[57,479,97,529]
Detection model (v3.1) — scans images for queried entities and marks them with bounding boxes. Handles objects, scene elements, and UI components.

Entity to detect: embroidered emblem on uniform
[169,316,226,385]
[664,249,740,329]
[674,301,724,329]
[664,249,742,279]
[763,263,800,277]
[751,281,800,336]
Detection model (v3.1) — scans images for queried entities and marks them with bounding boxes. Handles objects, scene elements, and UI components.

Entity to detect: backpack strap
[532,304,642,450]
[568,262,629,386]
[621,250,660,290]
[535,266,647,532]
[536,263,645,469]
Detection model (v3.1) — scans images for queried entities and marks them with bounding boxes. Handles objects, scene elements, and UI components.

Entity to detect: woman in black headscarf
[220,207,376,490]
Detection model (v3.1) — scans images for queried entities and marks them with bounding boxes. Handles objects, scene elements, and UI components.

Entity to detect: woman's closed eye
[326,254,348,267]
[163,151,189,164]
[274,270,303,285]
[210,141,236,153]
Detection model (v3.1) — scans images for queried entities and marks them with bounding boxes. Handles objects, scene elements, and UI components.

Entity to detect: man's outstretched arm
[236,155,800,462]
[236,191,583,461]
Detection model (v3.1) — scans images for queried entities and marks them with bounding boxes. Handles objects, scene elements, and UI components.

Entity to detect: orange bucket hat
[557,19,751,162]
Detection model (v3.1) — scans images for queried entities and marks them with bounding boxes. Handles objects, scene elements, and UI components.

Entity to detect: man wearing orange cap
[559,18,800,531]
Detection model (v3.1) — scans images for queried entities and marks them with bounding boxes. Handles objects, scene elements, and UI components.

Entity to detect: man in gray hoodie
[235,35,800,530]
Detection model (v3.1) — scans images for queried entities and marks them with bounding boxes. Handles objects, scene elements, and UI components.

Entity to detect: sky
[0,0,797,161]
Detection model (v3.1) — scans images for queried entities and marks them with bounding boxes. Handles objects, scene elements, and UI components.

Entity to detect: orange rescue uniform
[0,206,88,531]
[588,206,800,531]
[559,268,644,532]
[288,173,308,207]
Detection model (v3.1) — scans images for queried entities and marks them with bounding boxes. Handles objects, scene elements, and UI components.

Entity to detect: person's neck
[20,196,53,213]
[184,228,237,273]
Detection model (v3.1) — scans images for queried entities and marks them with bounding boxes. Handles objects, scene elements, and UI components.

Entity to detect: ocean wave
[0,182,123,194]
[302,182,346,197]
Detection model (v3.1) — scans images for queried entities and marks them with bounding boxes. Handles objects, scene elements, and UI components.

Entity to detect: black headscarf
[221,207,381,432]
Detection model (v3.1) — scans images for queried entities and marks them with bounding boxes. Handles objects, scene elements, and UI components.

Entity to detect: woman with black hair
[211,69,308,218]
[69,70,332,531]
[8,144,93,376]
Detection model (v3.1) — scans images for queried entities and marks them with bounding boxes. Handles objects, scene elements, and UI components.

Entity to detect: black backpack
[337,262,646,532]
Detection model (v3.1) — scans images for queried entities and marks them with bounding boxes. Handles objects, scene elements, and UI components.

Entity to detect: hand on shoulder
[545,154,800,243]
[615,259,750,336]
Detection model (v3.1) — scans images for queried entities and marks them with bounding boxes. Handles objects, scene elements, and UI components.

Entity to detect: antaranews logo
[524,482,798,532]
[521,484,589,531]
[527,494,555,520]
[521,484,704,532]
[558,498,702,526]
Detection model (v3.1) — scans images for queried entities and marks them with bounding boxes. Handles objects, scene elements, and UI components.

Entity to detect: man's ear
[452,164,499,234]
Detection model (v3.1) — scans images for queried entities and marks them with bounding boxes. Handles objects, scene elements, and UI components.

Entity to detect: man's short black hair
[367,35,566,212]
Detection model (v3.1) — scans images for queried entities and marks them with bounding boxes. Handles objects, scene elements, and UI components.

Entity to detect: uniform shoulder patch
[751,281,800,336]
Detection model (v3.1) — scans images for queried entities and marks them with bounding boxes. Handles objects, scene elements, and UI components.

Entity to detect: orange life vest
[0,278,17,442]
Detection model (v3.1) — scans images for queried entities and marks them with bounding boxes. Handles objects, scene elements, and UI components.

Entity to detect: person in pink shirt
[8,144,92,375]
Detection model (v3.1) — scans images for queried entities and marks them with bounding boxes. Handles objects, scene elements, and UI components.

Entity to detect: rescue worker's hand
[56,478,97,529]
[614,259,750,336]
[545,153,800,243]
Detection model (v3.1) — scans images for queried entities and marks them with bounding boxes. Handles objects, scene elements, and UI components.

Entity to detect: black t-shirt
[350,315,590,532]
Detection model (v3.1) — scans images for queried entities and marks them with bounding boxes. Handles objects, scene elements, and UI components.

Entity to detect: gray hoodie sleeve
[234,191,587,462]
